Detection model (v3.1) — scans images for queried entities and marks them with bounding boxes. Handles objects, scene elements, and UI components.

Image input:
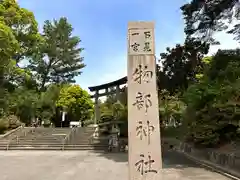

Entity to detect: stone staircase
[0,126,28,150]
[0,127,108,151]
[65,127,108,150]
[3,127,71,150]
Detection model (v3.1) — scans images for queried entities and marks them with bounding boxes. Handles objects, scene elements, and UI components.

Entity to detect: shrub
[84,119,94,126]
[5,115,21,129]
[0,119,8,134]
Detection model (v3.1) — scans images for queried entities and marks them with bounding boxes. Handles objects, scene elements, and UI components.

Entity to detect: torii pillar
[94,90,100,125]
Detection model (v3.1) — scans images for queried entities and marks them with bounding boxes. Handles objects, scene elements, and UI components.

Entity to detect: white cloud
[208,31,239,55]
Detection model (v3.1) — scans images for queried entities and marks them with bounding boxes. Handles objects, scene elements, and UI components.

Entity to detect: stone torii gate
[88,76,127,125]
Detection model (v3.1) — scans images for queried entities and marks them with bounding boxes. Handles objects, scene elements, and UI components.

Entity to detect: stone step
[11,142,63,145]
[72,137,92,139]
[31,129,70,131]
[33,127,71,130]
[71,138,92,141]
[17,140,63,143]
[71,141,92,144]
[18,138,64,140]
[0,147,8,150]
[14,141,62,143]
[6,147,107,151]
[18,139,64,142]
[28,133,68,136]
[65,144,107,147]
[70,135,93,137]
[74,133,93,135]
[16,142,63,144]
[0,144,8,147]
[0,141,10,144]
[22,134,66,136]
[0,143,8,146]
[31,131,70,134]
[6,143,106,147]
[19,136,65,139]
[0,144,10,150]
[0,144,108,151]
[18,137,63,139]
[63,147,107,151]
[30,131,71,134]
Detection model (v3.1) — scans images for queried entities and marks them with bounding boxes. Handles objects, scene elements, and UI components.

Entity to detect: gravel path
[0,150,231,180]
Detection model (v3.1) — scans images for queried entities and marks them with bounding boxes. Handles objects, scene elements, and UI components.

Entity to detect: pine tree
[181,0,240,42]
[29,17,85,91]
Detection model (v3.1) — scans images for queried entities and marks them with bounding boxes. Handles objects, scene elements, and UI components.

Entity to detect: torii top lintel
[88,76,127,92]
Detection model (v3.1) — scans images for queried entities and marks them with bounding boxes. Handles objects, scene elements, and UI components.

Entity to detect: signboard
[62,111,66,122]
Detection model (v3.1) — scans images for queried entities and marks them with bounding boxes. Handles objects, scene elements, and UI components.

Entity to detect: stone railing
[178,142,240,177]
[161,138,240,177]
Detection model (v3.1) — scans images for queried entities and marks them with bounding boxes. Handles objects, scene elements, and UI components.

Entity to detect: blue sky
[18,0,238,93]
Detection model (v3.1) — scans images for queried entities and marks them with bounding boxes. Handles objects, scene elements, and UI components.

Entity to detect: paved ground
[0,150,231,180]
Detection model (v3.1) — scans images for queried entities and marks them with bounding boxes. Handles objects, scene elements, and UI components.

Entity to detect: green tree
[0,0,40,117]
[0,20,19,116]
[0,0,40,62]
[7,88,39,125]
[0,19,19,85]
[28,17,85,91]
[159,38,209,94]
[101,101,127,123]
[100,87,127,123]
[159,90,185,127]
[181,0,240,42]
[183,49,240,147]
[56,85,94,123]
[36,84,61,125]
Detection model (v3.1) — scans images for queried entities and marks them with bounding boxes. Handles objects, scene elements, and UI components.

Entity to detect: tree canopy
[56,85,94,123]
[181,0,240,42]
[0,0,40,61]
[159,38,209,93]
[0,0,88,129]
[28,17,85,91]
[157,0,240,147]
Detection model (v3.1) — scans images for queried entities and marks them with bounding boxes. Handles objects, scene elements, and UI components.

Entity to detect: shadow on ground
[91,137,128,162]
[95,152,128,162]
[94,149,201,169]
[162,150,200,169]
[91,138,201,169]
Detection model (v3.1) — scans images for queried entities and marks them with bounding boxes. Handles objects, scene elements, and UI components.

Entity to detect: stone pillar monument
[127,22,162,180]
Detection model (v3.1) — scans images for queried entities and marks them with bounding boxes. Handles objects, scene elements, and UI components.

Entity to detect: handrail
[88,127,97,144]
[88,134,94,144]
[0,126,22,139]
[16,127,29,144]
[62,127,76,150]
[6,126,30,150]
[6,128,21,150]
